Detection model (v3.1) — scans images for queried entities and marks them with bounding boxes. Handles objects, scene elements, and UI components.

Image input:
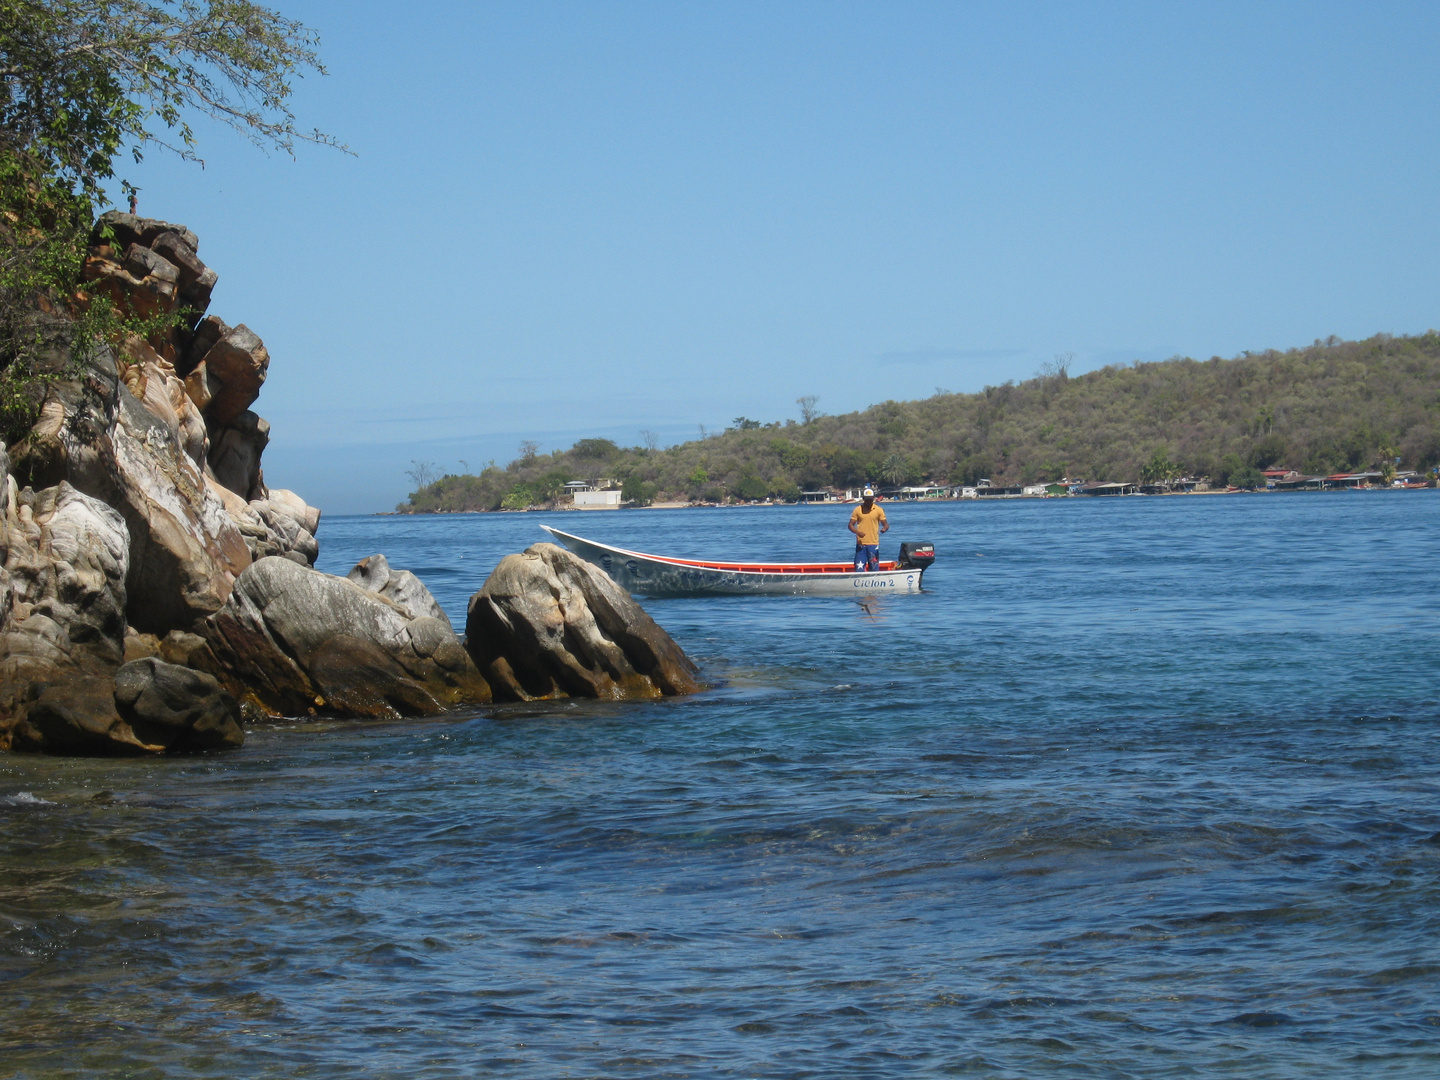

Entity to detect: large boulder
[10,333,252,633]
[5,659,244,757]
[199,556,490,719]
[186,323,268,426]
[117,335,208,470]
[92,210,199,254]
[464,542,700,702]
[0,475,161,757]
[205,480,319,566]
[8,675,153,756]
[113,657,244,751]
[149,230,217,317]
[0,478,132,747]
[179,314,227,377]
[81,249,179,322]
[1,482,130,664]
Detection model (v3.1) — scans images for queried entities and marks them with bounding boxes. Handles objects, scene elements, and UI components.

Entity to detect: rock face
[465,542,700,702]
[207,409,269,501]
[199,556,492,719]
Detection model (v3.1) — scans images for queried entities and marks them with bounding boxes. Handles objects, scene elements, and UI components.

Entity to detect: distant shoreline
[380,484,1435,515]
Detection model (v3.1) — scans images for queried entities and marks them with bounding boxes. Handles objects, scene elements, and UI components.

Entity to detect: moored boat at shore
[540,525,935,596]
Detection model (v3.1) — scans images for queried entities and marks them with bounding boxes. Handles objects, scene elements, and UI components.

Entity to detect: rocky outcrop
[465,542,700,702]
[6,658,243,757]
[9,677,150,757]
[0,212,321,754]
[0,476,134,753]
[198,556,491,719]
[187,322,268,426]
[3,207,701,757]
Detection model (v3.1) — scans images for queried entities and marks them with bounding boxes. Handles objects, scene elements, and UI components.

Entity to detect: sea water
[2,493,1438,1078]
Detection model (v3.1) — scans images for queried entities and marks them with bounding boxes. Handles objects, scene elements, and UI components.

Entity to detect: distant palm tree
[881,453,910,486]
[1141,450,1176,485]
[1377,443,1399,485]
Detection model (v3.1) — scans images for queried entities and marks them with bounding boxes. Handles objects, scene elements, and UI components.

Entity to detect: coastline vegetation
[400,332,1440,511]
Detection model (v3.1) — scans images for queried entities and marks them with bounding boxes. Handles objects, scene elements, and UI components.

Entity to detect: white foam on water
[1,791,53,807]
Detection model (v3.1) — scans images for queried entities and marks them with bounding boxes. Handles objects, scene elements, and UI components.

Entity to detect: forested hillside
[401,333,1440,511]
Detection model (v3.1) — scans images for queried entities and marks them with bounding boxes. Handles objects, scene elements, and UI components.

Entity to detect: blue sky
[113,1,1440,513]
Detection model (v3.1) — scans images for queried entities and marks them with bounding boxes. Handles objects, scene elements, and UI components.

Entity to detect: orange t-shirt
[849,504,887,545]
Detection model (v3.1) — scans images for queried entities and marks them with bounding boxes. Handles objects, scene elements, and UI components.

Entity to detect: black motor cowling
[897,541,935,570]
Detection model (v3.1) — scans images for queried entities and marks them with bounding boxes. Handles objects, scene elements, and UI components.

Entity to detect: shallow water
[3,493,1439,1078]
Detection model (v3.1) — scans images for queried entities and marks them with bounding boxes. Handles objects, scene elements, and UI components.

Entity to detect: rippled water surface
[4,494,1440,1078]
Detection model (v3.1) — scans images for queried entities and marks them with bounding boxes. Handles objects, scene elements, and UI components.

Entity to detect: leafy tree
[500,485,536,511]
[880,452,912,486]
[1230,464,1264,489]
[733,469,767,500]
[535,468,572,502]
[570,437,619,461]
[1,0,341,197]
[621,476,656,505]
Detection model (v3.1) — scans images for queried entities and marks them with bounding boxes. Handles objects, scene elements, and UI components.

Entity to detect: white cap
[862,487,875,497]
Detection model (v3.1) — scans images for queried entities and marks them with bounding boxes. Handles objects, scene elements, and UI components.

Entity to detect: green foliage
[1,1,341,200]
[1230,464,1264,490]
[732,469,767,501]
[622,476,656,505]
[1140,450,1176,484]
[399,333,1440,511]
[534,468,572,502]
[500,485,536,511]
[570,437,618,462]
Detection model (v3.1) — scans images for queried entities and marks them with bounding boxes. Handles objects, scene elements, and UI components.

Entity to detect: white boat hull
[540,526,926,597]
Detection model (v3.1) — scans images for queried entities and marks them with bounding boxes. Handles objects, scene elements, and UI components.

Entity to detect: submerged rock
[199,556,491,719]
[464,542,700,702]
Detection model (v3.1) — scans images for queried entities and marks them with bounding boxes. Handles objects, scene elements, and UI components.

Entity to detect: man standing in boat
[849,487,889,571]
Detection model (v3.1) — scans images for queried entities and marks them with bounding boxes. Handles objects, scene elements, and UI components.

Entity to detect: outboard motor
[897,541,936,571]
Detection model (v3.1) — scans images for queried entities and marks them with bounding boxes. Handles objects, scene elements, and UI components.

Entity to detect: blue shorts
[855,544,879,571]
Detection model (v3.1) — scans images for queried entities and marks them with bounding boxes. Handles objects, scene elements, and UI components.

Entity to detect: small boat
[539,525,935,597]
